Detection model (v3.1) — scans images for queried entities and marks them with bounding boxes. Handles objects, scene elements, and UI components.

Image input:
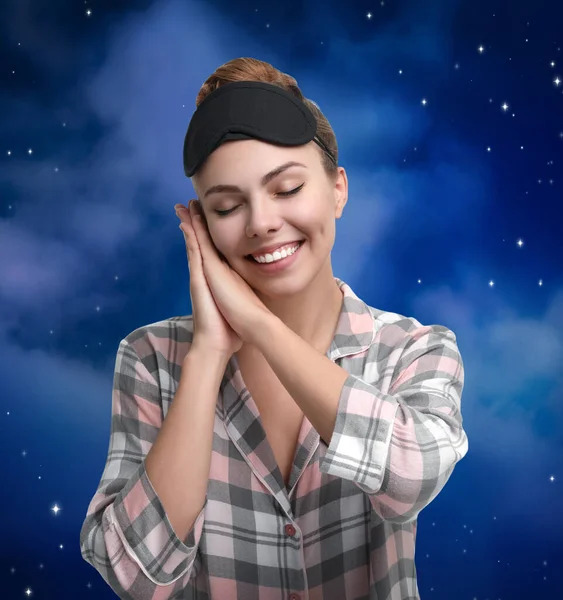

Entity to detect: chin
[252,274,309,298]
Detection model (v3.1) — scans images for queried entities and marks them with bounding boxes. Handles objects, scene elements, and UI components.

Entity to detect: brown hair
[195,57,339,180]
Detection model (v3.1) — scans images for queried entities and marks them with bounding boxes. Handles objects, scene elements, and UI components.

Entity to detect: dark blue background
[1,0,562,598]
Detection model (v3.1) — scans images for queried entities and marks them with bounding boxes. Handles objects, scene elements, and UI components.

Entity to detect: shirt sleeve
[318,323,468,524]
[79,337,206,598]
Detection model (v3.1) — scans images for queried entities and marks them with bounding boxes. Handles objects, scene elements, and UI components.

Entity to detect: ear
[334,167,348,219]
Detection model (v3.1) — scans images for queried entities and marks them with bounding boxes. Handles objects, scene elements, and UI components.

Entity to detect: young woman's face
[191,139,348,297]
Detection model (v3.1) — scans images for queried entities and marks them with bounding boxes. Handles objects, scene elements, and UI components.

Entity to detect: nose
[244,201,283,238]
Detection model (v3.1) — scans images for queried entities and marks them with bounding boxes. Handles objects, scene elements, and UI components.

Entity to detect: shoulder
[357,303,463,390]
[336,277,459,360]
[366,303,459,345]
[117,314,196,381]
[123,314,195,349]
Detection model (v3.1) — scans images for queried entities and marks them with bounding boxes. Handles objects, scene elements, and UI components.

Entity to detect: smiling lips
[247,240,305,270]
[247,241,303,262]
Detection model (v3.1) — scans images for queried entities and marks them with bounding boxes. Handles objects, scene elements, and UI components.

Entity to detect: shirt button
[288,594,301,600]
[284,523,296,537]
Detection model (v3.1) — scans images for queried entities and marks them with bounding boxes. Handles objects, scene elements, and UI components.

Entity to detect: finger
[182,227,191,257]
[182,217,200,251]
[189,209,218,261]
[176,204,192,227]
[181,221,205,279]
[181,233,193,276]
[183,228,198,258]
[174,200,192,213]
[180,221,195,259]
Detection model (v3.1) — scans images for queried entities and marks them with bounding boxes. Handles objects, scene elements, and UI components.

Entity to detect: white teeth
[253,242,301,263]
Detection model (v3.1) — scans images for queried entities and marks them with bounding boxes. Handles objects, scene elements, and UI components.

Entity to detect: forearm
[251,313,349,446]
[249,313,468,524]
[145,347,228,541]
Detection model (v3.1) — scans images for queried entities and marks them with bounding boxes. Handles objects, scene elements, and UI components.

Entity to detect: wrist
[187,344,232,366]
[244,309,279,348]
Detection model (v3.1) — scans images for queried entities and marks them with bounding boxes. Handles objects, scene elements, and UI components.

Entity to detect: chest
[237,353,303,485]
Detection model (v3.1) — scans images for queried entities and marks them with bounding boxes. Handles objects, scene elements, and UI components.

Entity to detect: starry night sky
[1,0,562,598]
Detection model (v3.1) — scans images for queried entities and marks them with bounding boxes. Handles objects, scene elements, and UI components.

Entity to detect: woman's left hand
[175,200,272,344]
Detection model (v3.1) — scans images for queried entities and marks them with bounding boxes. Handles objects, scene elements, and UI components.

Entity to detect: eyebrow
[202,161,307,200]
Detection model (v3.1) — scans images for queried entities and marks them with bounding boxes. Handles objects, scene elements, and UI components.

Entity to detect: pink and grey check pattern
[80,277,468,600]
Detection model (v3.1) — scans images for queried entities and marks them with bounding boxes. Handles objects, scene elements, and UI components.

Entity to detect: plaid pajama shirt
[80,277,468,599]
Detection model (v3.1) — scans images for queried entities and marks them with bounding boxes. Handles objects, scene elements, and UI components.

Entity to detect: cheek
[303,204,333,238]
[320,217,336,237]
[208,226,237,259]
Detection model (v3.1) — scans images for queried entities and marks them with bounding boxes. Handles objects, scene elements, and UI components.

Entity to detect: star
[554,77,561,86]
[478,45,485,53]
[501,102,509,111]
[549,475,555,482]
[51,504,62,515]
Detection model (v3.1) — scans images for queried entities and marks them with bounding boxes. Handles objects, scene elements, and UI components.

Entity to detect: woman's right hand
[177,200,243,358]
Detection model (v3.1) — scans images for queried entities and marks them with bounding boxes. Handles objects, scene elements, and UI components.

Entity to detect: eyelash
[214,183,305,217]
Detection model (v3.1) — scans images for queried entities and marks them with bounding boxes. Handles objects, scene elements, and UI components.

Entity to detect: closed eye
[214,183,305,217]
[277,182,305,197]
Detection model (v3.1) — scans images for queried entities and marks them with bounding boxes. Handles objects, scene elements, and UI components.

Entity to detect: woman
[80,57,469,600]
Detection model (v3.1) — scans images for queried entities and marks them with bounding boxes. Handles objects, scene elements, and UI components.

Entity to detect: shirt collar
[327,276,376,360]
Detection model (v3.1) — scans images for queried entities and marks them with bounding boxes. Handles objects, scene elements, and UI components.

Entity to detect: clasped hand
[174,200,271,344]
